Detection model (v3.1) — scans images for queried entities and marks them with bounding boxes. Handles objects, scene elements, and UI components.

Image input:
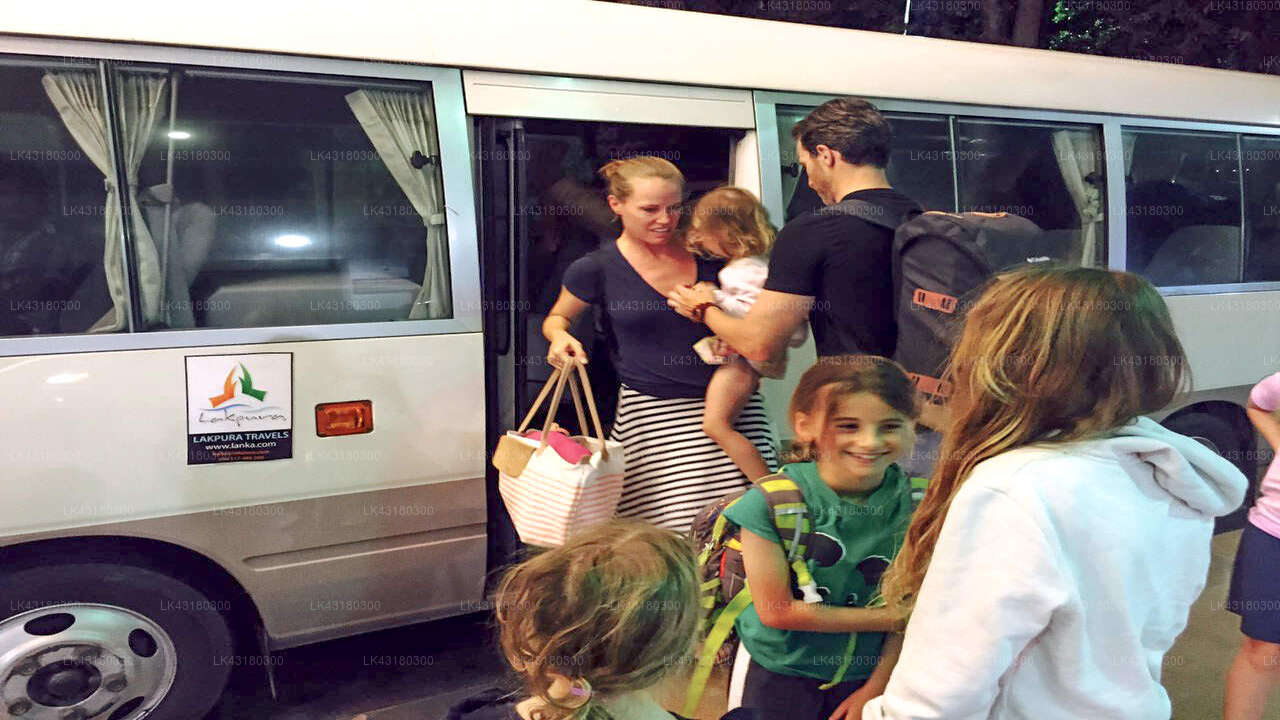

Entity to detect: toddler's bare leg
[703,357,770,482]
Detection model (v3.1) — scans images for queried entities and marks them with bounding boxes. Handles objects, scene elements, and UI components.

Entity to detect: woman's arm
[669,287,811,364]
[542,288,591,367]
[740,528,904,633]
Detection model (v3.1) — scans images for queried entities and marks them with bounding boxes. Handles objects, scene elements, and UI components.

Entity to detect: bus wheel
[0,562,234,720]
[1163,412,1255,528]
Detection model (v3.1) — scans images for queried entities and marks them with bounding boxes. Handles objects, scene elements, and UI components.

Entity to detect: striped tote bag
[494,360,624,547]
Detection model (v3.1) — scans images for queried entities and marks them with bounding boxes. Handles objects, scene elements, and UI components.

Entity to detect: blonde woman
[856,266,1247,720]
[543,158,777,533]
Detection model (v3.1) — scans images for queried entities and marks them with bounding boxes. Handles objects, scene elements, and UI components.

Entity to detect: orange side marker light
[316,400,373,437]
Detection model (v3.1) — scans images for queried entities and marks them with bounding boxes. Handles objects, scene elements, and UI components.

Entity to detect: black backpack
[833,201,1045,401]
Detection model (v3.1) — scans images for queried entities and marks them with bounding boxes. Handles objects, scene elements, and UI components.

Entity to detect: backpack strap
[819,632,860,690]
[683,586,754,717]
[825,198,917,232]
[832,199,922,319]
[757,473,823,604]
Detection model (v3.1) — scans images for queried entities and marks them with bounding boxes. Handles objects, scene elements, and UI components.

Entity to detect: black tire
[1163,412,1256,532]
[0,562,235,720]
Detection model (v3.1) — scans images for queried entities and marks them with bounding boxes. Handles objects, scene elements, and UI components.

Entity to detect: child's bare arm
[1247,400,1280,453]
[740,528,904,633]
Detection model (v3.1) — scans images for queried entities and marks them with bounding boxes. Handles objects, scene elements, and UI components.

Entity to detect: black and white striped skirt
[610,385,779,533]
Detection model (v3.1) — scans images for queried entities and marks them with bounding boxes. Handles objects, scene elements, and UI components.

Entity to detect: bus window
[1124,129,1241,286]
[955,119,1105,266]
[884,114,954,213]
[119,67,449,330]
[1241,135,1280,283]
[0,60,119,336]
[775,105,954,217]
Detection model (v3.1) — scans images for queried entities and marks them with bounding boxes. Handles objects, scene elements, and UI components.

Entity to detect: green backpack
[682,470,928,717]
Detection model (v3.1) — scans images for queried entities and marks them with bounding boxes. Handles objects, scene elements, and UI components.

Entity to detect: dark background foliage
[604,0,1280,75]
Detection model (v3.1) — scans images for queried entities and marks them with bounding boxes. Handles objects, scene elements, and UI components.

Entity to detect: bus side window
[885,114,955,213]
[774,107,954,218]
[1124,129,1241,286]
[0,61,118,337]
[122,67,451,330]
[955,119,1106,267]
[1241,135,1280,284]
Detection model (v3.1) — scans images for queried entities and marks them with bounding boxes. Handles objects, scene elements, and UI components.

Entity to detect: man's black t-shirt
[763,188,921,357]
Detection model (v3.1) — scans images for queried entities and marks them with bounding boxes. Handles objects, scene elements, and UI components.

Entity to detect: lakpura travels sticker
[186,353,293,464]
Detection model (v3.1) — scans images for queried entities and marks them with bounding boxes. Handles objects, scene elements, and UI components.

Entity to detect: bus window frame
[754,89,1280,297]
[0,35,481,358]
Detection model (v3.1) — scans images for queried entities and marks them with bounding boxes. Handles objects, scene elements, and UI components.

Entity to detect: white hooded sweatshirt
[863,416,1247,720]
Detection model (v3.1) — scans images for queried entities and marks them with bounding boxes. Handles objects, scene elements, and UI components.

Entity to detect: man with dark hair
[670,96,920,360]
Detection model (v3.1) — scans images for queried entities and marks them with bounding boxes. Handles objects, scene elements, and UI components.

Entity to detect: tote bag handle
[514,359,610,460]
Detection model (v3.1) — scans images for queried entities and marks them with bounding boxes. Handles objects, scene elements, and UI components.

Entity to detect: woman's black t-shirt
[562,243,722,399]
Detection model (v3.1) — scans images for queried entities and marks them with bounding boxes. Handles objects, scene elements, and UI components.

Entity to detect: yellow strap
[760,478,798,493]
[818,632,859,690]
[684,587,753,717]
[790,557,815,589]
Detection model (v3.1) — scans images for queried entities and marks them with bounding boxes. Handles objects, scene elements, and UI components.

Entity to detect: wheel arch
[0,534,265,647]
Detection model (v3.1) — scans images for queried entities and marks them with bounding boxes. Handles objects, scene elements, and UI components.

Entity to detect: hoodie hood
[1102,415,1247,517]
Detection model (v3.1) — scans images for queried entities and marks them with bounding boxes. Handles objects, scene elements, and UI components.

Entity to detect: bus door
[468,72,756,567]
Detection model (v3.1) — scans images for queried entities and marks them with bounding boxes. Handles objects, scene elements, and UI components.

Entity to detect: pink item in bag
[522,429,593,464]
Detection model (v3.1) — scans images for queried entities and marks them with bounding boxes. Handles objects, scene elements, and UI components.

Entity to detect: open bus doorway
[476,118,743,569]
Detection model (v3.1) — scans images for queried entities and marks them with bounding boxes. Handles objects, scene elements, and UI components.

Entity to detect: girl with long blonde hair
[861,266,1247,720]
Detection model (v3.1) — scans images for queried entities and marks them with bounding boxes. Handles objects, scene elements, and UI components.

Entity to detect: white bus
[1,2,1277,717]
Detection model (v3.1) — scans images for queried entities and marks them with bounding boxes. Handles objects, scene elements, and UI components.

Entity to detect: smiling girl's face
[795,390,914,495]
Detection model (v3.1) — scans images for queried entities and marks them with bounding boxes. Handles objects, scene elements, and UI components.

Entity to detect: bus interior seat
[1143,224,1241,286]
[201,271,419,328]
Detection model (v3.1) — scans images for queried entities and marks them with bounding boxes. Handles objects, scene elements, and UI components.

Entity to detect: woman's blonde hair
[785,355,920,463]
[597,156,684,202]
[686,186,776,259]
[879,265,1189,618]
[495,519,700,720]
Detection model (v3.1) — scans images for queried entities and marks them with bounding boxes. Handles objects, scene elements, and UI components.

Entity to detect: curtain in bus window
[1052,129,1103,266]
[345,89,451,319]
[42,71,166,330]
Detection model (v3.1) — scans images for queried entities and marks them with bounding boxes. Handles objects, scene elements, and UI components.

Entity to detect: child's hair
[597,156,685,202]
[494,519,700,720]
[685,186,776,259]
[785,355,921,463]
[879,265,1189,618]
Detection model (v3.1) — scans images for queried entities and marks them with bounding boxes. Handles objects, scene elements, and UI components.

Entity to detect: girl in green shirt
[723,356,921,720]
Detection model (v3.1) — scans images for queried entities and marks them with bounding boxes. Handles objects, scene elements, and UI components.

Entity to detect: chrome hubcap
[1,604,176,719]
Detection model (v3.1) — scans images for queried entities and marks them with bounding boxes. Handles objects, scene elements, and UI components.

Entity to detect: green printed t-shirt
[721,461,914,681]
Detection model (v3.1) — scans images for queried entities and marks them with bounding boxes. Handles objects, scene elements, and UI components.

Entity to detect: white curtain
[1052,129,1104,267]
[43,71,166,330]
[345,88,451,319]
